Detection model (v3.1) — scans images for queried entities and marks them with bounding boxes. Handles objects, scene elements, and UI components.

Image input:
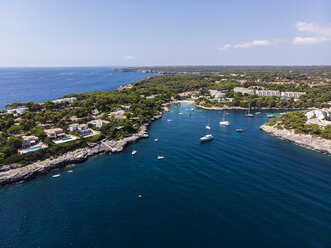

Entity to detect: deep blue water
[0,67,155,109]
[0,102,330,248]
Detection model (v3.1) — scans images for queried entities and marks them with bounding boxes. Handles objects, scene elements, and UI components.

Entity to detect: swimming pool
[62,137,72,141]
[23,146,42,152]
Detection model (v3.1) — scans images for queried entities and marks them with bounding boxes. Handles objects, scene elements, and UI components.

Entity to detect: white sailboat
[245,103,254,117]
[219,111,230,126]
[205,117,211,130]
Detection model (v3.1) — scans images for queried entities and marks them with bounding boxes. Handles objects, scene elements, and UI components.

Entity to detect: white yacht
[132,150,137,155]
[200,134,214,142]
[191,108,194,111]
[154,138,158,142]
[167,119,173,122]
[219,111,230,126]
[205,125,211,130]
[267,114,275,118]
[157,155,165,160]
[255,112,261,115]
[52,174,60,178]
[179,112,183,115]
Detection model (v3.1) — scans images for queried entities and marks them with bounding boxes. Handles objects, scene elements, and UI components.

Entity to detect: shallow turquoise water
[1,103,330,248]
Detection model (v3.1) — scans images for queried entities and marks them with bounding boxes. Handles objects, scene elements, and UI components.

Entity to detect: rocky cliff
[260,125,331,155]
[0,123,153,187]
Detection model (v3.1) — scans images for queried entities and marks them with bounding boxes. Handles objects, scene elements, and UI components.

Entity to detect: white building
[52,97,77,104]
[233,87,254,95]
[281,92,306,99]
[68,123,91,135]
[305,109,331,127]
[209,90,226,101]
[7,107,27,115]
[88,119,109,128]
[256,90,281,97]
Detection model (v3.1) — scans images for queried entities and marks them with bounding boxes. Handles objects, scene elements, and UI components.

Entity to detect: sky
[0,0,331,66]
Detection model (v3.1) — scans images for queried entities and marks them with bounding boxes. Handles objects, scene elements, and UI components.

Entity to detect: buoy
[68,170,73,173]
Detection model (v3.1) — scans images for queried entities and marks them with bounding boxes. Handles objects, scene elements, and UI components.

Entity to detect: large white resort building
[256,90,281,97]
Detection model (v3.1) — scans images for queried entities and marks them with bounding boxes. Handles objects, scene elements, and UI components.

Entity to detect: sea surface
[0,67,155,109]
[0,70,330,248]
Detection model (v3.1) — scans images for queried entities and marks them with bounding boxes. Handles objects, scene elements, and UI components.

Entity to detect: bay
[0,102,330,248]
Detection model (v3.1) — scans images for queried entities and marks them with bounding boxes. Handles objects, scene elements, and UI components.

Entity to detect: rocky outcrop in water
[0,124,151,187]
[260,125,331,155]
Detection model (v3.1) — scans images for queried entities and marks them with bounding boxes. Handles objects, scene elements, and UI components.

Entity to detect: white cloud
[218,39,273,51]
[124,56,136,60]
[292,22,331,45]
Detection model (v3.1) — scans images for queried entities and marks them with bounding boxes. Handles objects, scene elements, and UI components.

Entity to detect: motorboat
[168,119,173,122]
[255,112,261,114]
[205,125,211,130]
[191,108,194,111]
[200,134,214,142]
[154,138,158,142]
[52,174,60,178]
[236,129,244,132]
[179,112,183,115]
[132,150,137,155]
[157,155,165,160]
[267,114,276,118]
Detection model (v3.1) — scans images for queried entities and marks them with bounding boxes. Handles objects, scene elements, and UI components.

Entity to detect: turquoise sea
[0,69,330,247]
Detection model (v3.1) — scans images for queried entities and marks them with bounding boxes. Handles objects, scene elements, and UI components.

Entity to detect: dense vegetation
[265,112,331,139]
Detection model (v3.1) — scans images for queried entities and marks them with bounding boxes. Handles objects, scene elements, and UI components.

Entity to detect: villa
[109,115,127,122]
[22,136,39,149]
[7,107,27,115]
[305,109,331,127]
[68,123,91,135]
[52,97,77,104]
[88,119,110,128]
[233,87,254,95]
[45,128,66,140]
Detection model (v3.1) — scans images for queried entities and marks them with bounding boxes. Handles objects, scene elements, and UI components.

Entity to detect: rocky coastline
[0,114,163,187]
[260,125,331,155]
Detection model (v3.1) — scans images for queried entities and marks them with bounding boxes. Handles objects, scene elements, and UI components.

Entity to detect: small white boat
[157,155,165,160]
[219,111,230,126]
[191,108,194,111]
[167,119,173,122]
[132,150,137,155]
[154,138,158,142]
[205,125,211,130]
[200,134,214,142]
[219,121,230,126]
[179,112,183,115]
[255,112,261,114]
[236,129,244,132]
[267,114,275,118]
[52,174,60,178]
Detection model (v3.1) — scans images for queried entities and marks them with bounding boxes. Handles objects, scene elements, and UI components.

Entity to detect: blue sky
[0,0,331,66]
